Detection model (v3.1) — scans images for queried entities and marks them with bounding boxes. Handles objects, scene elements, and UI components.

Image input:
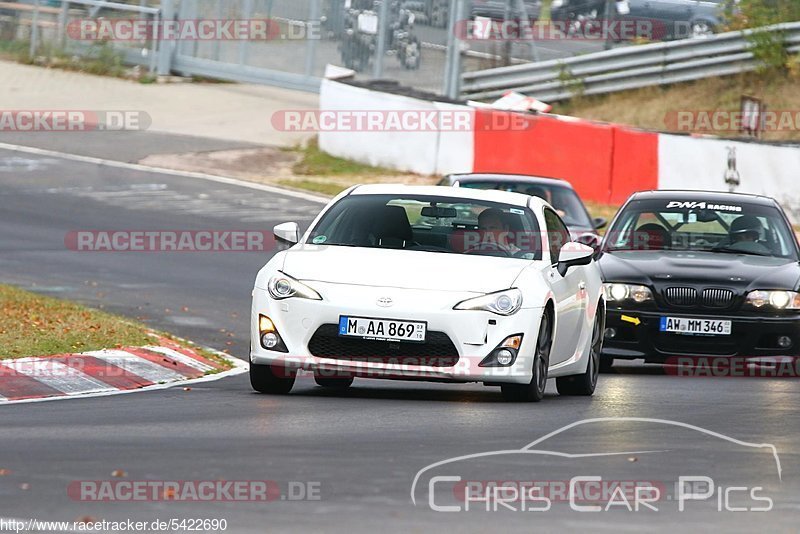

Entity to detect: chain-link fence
[0,0,608,97]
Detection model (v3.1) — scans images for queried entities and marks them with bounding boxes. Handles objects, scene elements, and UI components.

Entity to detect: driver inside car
[477,208,521,255]
[725,215,771,255]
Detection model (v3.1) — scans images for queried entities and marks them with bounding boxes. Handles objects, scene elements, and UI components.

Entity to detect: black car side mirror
[593,217,608,230]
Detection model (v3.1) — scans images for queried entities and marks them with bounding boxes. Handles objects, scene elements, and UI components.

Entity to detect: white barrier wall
[658,134,800,222]
[318,79,474,176]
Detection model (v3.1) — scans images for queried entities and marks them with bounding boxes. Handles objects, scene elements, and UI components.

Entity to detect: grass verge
[286,138,403,177]
[552,70,800,142]
[0,285,230,372]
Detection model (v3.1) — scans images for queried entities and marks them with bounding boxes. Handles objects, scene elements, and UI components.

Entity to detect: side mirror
[576,232,600,250]
[593,217,608,230]
[274,222,300,250]
[557,242,594,276]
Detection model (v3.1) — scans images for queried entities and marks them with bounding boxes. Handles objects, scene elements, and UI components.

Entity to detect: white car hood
[279,246,530,293]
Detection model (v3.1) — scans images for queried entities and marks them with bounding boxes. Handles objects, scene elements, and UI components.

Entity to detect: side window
[544,208,570,263]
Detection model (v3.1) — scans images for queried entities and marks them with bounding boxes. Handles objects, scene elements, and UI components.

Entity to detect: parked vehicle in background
[551,0,728,41]
[440,173,608,247]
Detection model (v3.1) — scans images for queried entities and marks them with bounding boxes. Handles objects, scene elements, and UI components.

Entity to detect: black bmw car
[597,190,800,369]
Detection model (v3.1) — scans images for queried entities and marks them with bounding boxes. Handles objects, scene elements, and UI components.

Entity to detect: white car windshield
[308,194,543,260]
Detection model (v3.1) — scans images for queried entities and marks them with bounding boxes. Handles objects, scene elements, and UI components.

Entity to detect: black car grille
[307,325,459,367]
[664,287,697,306]
[664,287,736,309]
[702,288,735,308]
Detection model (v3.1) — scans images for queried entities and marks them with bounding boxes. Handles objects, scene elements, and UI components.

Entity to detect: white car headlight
[603,283,653,303]
[267,272,322,301]
[745,290,800,310]
[454,289,523,316]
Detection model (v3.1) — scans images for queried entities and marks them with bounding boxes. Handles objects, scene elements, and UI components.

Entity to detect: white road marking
[0,141,328,204]
[0,351,248,407]
[0,359,115,395]
[143,346,215,373]
[86,350,186,383]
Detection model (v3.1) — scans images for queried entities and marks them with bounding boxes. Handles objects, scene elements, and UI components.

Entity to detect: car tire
[501,308,552,402]
[556,305,605,396]
[314,375,354,389]
[250,362,296,394]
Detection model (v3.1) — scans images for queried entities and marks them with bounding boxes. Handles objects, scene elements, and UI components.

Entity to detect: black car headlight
[267,272,322,301]
[745,290,800,310]
[603,283,654,304]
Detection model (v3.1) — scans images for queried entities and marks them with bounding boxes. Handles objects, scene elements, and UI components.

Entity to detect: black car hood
[597,250,800,292]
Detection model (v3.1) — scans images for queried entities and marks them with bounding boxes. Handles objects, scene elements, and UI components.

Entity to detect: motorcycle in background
[339,0,422,73]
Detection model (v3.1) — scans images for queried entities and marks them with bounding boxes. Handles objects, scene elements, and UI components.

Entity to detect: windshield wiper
[706,246,772,257]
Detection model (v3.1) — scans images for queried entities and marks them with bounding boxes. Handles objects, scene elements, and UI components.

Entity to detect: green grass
[277,179,348,196]
[288,138,401,177]
[552,69,800,142]
[0,284,152,359]
[0,285,232,372]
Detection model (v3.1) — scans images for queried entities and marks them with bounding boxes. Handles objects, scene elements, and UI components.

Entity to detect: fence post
[29,0,41,59]
[373,0,390,78]
[238,0,254,65]
[57,0,69,48]
[157,0,176,75]
[305,0,321,77]
[443,0,465,99]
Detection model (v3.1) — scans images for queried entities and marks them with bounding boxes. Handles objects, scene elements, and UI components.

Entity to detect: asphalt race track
[1,145,798,532]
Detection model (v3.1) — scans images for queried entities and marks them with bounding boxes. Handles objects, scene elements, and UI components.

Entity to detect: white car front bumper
[250,281,545,385]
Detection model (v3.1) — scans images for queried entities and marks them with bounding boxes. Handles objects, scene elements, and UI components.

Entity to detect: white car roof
[350,183,549,210]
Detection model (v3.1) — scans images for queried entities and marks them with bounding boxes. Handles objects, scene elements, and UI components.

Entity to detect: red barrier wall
[473,110,615,202]
[609,127,659,204]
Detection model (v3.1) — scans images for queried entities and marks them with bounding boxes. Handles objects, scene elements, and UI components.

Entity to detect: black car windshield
[308,193,543,260]
[604,198,799,260]
[456,179,594,228]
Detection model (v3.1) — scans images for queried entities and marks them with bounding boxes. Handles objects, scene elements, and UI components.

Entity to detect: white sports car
[250,184,605,401]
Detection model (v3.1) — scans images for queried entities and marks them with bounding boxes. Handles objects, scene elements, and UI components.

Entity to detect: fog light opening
[777,335,792,349]
[496,349,514,366]
[261,332,279,349]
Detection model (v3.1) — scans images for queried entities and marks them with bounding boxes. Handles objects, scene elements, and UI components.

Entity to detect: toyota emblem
[376,297,393,307]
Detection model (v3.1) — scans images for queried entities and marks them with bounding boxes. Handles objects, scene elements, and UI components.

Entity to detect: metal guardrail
[460,22,800,102]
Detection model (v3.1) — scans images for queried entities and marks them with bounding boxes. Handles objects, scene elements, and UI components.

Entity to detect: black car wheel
[501,309,552,402]
[556,304,605,396]
[250,362,296,394]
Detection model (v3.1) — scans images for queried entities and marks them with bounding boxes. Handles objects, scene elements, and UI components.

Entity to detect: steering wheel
[464,242,512,257]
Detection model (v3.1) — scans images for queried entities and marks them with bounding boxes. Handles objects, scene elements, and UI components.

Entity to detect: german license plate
[339,316,426,343]
[660,317,731,336]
